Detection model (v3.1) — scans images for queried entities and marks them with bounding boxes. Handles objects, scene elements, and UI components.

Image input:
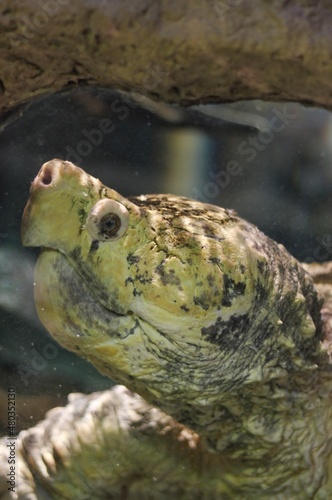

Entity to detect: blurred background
[0,87,331,434]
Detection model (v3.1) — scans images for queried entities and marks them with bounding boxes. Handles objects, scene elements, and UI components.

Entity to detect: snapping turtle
[21,159,332,498]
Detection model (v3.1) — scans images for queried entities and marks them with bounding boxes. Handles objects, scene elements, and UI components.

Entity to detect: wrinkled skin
[22,160,332,496]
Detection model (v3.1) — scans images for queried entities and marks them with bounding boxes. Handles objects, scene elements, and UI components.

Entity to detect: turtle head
[21,159,149,314]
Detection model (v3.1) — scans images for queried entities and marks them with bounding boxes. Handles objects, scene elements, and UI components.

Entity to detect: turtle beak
[21,159,66,247]
[21,198,34,246]
[21,159,100,249]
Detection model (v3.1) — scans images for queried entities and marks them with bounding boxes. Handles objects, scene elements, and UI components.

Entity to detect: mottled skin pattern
[21,160,332,498]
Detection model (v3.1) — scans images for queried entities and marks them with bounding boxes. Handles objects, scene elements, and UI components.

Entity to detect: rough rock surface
[1,1,332,113]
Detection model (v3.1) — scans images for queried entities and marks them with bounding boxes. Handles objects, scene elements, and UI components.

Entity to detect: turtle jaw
[32,248,176,401]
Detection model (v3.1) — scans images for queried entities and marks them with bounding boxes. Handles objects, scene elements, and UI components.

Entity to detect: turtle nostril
[40,166,53,185]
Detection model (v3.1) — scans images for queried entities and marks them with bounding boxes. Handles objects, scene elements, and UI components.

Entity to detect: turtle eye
[100,213,121,237]
[85,199,129,241]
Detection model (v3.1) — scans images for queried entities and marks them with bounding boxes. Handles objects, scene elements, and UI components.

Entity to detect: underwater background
[0,88,331,433]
